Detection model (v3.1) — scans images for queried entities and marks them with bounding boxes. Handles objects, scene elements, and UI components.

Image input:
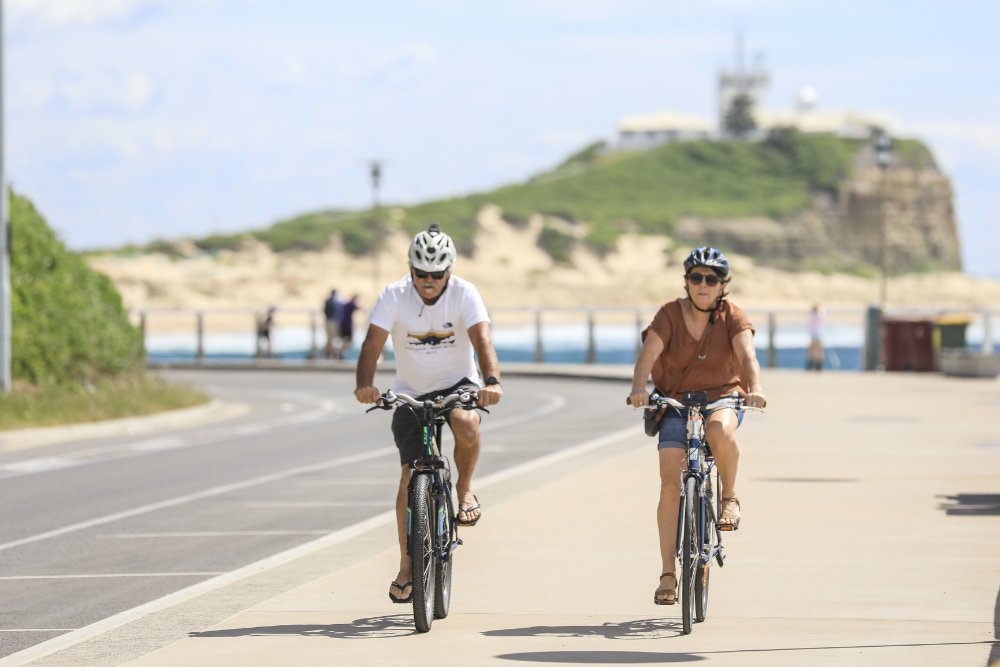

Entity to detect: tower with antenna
[717,34,770,136]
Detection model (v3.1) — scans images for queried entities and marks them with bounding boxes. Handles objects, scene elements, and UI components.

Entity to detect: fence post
[864,305,883,371]
[139,311,147,356]
[635,309,643,359]
[982,309,994,356]
[767,311,777,368]
[309,311,318,360]
[586,310,596,364]
[196,311,205,363]
[534,309,544,363]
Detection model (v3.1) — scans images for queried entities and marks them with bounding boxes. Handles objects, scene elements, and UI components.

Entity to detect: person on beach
[354,223,504,604]
[323,289,343,359]
[256,306,276,358]
[338,294,360,355]
[626,246,766,606]
[807,303,825,371]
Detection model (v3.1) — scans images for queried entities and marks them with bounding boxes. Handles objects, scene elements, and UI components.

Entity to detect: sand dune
[88,214,1000,333]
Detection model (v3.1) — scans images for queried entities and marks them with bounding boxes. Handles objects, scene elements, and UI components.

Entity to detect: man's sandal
[457,495,481,526]
[654,572,677,605]
[720,496,741,531]
[388,580,412,604]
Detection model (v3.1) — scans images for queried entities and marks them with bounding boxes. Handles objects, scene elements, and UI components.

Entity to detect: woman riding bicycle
[354,224,503,604]
[626,246,766,606]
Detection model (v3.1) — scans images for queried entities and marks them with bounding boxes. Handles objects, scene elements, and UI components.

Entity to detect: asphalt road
[0,369,637,659]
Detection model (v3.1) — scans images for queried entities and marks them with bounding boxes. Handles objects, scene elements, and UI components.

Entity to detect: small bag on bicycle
[643,403,667,437]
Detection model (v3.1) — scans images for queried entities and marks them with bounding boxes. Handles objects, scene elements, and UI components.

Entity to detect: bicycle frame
[673,393,724,572]
[407,408,459,564]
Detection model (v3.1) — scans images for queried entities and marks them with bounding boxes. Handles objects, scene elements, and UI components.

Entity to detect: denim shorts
[657,406,743,450]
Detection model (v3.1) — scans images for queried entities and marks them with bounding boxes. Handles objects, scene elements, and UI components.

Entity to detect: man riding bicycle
[354,223,503,604]
[627,246,766,605]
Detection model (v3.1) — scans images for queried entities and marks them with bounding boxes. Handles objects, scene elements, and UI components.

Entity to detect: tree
[724,93,757,138]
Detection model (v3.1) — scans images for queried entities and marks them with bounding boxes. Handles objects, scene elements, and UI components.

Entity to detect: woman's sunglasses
[686,273,721,286]
[413,268,448,280]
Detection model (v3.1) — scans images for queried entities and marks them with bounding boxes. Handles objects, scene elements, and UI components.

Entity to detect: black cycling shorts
[391,378,481,465]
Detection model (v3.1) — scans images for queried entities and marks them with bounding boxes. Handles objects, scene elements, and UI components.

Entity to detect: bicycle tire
[433,487,453,619]
[681,475,698,635]
[695,472,713,622]
[409,474,436,632]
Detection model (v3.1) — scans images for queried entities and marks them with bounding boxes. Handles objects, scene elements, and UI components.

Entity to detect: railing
[133,304,998,370]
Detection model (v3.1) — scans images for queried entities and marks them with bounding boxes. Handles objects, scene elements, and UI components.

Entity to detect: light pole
[875,132,893,307]
[369,161,382,296]
[0,1,9,393]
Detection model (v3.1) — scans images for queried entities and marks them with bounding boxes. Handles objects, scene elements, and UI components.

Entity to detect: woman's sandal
[654,572,677,605]
[720,496,741,531]
[388,580,412,604]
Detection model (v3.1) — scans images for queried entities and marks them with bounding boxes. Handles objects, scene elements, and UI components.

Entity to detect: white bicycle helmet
[408,223,456,272]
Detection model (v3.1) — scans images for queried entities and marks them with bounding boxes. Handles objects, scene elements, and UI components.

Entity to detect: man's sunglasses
[686,273,721,286]
[412,268,448,280]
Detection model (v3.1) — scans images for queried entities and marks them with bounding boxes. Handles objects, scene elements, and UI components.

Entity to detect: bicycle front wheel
[681,475,698,635]
[695,485,713,622]
[409,474,436,632]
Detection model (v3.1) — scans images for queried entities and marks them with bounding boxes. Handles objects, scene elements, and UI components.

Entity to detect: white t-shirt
[369,274,490,395]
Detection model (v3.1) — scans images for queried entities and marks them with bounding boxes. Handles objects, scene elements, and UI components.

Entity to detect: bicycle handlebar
[366,389,483,413]
[636,393,764,414]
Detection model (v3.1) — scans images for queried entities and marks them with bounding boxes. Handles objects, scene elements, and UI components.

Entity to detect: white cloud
[9,0,164,27]
[48,70,156,113]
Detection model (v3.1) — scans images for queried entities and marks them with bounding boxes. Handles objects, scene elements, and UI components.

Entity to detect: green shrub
[537,224,575,265]
[9,190,145,385]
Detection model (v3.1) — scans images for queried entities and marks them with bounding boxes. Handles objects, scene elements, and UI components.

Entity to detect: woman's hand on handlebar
[355,386,381,404]
[627,389,650,408]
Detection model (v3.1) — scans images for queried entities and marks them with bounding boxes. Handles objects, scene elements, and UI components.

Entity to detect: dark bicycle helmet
[683,246,730,278]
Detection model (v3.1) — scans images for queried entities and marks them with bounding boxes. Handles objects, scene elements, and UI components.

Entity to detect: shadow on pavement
[189,614,415,639]
[937,493,1000,516]
[485,618,679,640]
[496,651,701,664]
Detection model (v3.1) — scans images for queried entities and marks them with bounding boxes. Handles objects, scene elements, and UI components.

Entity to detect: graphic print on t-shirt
[406,322,456,349]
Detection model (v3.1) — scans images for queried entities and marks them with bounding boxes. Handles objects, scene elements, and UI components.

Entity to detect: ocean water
[145,322,872,370]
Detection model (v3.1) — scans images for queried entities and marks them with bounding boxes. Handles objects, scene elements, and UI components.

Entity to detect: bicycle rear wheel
[433,489,453,619]
[681,475,698,635]
[409,474,436,632]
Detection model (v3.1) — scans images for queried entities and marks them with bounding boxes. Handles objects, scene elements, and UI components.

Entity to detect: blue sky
[6,0,1000,276]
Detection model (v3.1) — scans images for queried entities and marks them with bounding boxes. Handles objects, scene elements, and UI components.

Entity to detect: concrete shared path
[8,370,1000,666]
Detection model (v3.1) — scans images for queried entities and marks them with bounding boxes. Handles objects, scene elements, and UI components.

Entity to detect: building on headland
[616,111,713,151]
[615,38,887,149]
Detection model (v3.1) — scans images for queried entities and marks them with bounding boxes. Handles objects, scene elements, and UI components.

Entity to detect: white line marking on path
[0,574,224,580]
[0,630,77,634]
[0,448,395,554]
[0,418,637,667]
[242,501,386,508]
[99,531,332,539]
[0,397,339,479]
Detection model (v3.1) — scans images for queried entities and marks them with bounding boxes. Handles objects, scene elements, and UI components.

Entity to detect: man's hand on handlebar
[477,384,503,408]
[744,392,767,409]
[355,386,381,404]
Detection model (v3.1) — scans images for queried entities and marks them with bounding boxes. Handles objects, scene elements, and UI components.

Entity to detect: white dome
[796,86,818,110]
